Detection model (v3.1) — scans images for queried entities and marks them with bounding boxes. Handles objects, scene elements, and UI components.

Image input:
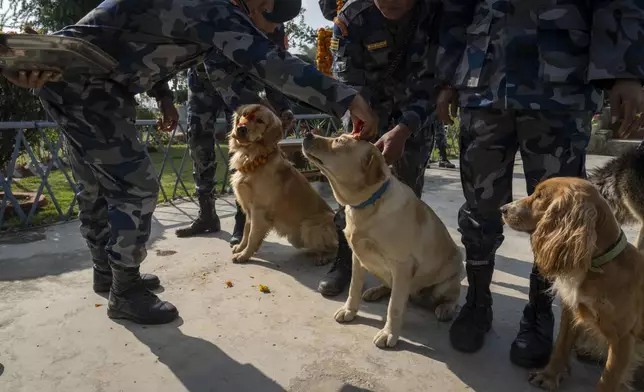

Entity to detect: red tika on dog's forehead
[237,107,260,126]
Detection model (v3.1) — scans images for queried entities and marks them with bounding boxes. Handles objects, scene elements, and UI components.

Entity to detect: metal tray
[0,34,118,75]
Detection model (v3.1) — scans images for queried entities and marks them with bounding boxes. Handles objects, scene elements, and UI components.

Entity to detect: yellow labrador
[302,133,463,348]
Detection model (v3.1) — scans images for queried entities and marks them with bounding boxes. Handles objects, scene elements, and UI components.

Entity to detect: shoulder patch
[367,40,387,51]
[333,17,348,37]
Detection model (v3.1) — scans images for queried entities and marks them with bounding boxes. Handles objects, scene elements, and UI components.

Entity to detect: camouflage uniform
[186,64,233,196]
[318,0,338,21]
[437,0,644,364]
[422,114,454,168]
[177,24,292,239]
[318,0,440,296]
[37,0,358,324]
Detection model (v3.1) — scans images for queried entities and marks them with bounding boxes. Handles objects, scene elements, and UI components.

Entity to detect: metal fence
[0,114,339,230]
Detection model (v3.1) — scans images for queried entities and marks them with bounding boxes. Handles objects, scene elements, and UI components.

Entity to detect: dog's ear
[262,111,284,147]
[362,148,385,187]
[531,188,597,276]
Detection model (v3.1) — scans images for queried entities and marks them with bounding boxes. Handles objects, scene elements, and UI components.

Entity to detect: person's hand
[157,97,179,132]
[374,124,412,165]
[348,94,378,140]
[609,79,644,138]
[437,86,459,125]
[2,69,62,89]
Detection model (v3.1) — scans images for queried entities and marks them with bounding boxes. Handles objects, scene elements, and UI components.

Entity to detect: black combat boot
[317,230,352,296]
[450,262,494,353]
[510,267,555,368]
[438,148,456,169]
[107,263,178,325]
[176,192,221,237]
[93,263,160,293]
[229,202,246,246]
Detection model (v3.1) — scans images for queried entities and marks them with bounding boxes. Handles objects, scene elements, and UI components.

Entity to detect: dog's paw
[231,244,243,254]
[334,306,357,323]
[362,286,391,302]
[434,302,458,322]
[528,369,567,391]
[373,328,399,349]
[232,252,251,263]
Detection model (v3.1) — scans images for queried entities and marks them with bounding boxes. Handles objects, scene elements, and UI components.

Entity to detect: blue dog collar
[350,179,391,209]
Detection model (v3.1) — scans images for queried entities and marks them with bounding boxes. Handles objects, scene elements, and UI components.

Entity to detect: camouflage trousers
[431,125,448,153]
[334,139,428,232]
[187,72,232,196]
[421,116,448,165]
[39,77,159,269]
[458,108,591,265]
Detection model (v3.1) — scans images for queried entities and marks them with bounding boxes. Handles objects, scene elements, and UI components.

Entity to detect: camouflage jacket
[331,0,441,135]
[50,0,356,118]
[319,0,338,21]
[437,0,644,111]
[192,24,292,114]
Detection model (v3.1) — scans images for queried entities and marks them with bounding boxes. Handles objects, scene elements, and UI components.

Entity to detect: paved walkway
[0,155,634,392]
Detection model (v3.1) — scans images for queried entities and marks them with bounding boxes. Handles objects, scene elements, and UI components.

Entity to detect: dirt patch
[155,249,177,257]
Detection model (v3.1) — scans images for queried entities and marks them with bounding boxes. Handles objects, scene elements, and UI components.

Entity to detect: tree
[284,8,316,54]
[16,0,101,32]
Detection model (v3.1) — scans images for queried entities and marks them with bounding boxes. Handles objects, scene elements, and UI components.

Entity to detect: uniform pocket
[537,5,590,84]
[363,31,393,71]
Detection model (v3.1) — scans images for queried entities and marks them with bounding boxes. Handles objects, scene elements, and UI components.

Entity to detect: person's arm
[435,0,477,85]
[264,85,292,113]
[587,0,644,87]
[396,10,442,135]
[202,50,260,110]
[208,5,358,119]
[264,24,293,114]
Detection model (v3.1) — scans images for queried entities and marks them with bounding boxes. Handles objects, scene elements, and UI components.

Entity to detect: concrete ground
[0,154,637,392]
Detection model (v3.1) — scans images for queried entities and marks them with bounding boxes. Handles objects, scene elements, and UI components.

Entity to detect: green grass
[2,144,230,229]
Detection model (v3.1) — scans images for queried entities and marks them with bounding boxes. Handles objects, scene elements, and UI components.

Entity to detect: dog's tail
[299,216,339,252]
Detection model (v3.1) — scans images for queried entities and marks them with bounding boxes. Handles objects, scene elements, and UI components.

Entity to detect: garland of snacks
[315,1,345,75]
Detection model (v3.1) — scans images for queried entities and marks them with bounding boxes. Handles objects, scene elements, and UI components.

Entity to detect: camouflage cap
[263,0,301,23]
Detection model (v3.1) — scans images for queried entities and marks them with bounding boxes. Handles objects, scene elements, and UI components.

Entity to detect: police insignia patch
[367,41,387,51]
[330,38,339,51]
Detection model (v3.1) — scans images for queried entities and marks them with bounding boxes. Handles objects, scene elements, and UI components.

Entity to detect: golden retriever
[501,177,644,392]
[228,104,337,264]
[302,133,463,348]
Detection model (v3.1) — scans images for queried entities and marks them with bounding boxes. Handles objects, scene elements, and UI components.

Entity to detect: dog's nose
[500,205,509,214]
[237,125,248,137]
[304,131,314,140]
